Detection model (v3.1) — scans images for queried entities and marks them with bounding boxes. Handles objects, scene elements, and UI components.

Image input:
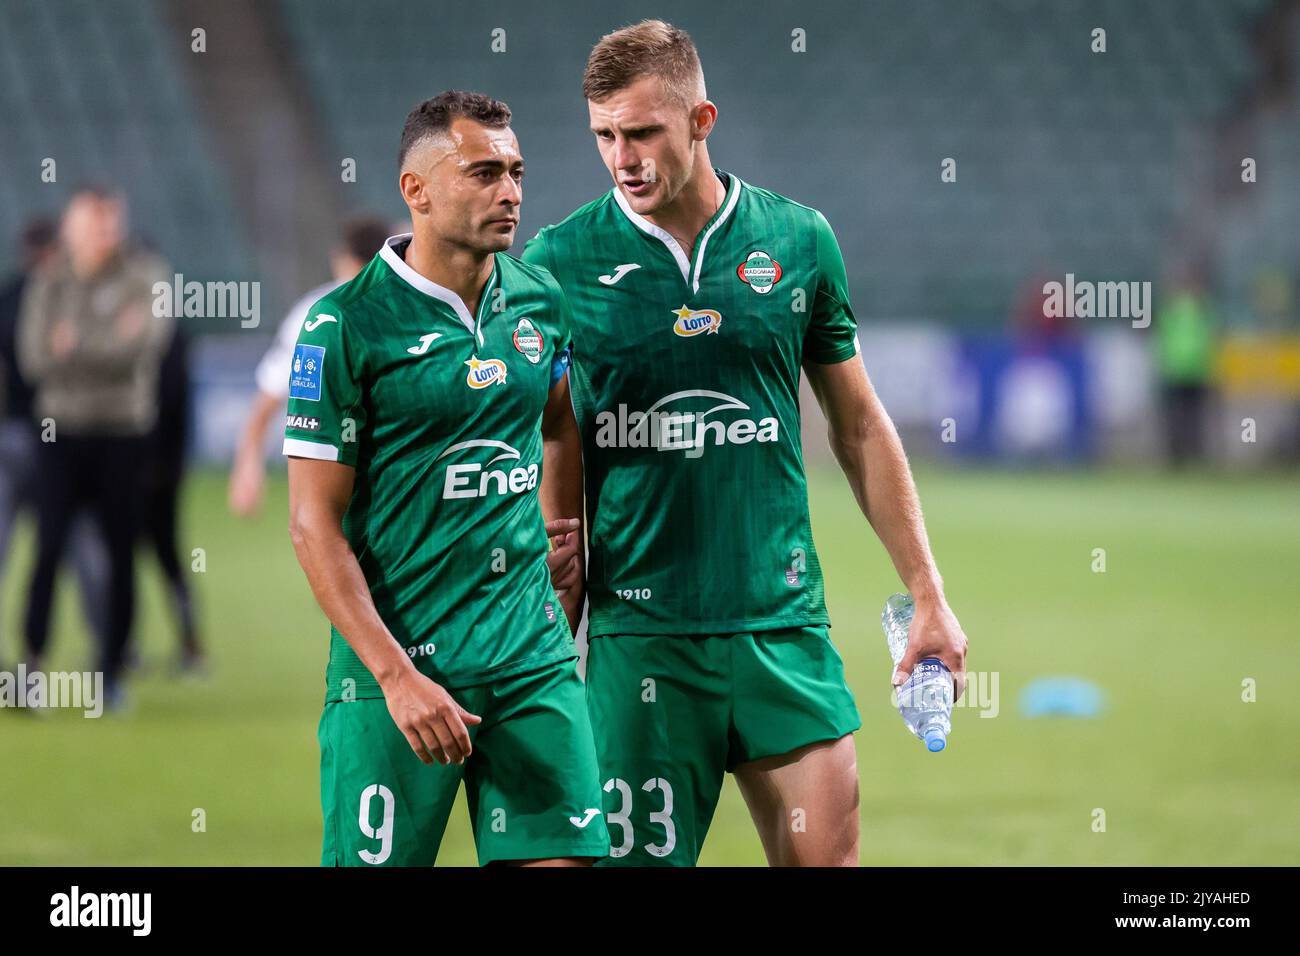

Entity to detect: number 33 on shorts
[602,777,676,860]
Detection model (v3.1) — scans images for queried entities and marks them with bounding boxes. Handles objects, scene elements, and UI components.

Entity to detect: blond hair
[582,19,705,109]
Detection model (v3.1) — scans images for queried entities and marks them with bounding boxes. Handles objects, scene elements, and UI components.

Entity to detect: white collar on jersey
[379,233,487,336]
[611,171,742,294]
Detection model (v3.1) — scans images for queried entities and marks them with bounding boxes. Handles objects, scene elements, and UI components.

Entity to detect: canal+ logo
[594,389,779,460]
[437,439,539,500]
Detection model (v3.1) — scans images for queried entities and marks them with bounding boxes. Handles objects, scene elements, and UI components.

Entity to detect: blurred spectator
[1013,269,1079,349]
[0,219,111,671]
[17,186,174,709]
[1154,271,1218,466]
[228,216,391,516]
[142,322,202,673]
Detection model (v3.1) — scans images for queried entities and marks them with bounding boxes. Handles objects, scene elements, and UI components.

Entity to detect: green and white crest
[736,250,783,294]
[512,317,544,364]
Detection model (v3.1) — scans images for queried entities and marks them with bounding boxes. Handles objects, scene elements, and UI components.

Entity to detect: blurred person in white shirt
[228,217,391,517]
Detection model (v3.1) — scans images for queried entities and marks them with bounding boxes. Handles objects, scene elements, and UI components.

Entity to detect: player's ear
[399,169,429,213]
[691,101,717,140]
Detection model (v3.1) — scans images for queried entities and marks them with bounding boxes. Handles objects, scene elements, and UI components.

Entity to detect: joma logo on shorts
[437,439,539,500]
[594,389,779,459]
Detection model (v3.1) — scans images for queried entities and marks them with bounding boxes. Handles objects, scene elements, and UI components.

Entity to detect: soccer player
[285,91,607,866]
[228,216,391,518]
[522,21,969,866]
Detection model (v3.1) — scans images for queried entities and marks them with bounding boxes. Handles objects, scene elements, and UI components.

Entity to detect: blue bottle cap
[924,730,946,752]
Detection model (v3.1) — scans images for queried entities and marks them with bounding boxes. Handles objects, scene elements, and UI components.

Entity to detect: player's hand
[545,517,583,594]
[228,452,266,517]
[382,668,482,766]
[892,596,969,699]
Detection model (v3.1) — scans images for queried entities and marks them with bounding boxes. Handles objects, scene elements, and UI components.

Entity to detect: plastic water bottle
[881,592,953,752]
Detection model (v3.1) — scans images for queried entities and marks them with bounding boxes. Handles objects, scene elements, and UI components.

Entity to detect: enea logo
[671,305,722,337]
[736,251,782,294]
[594,389,779,460]
[464,356,508,389]
[512,318,543,364]
[437,439,539,500]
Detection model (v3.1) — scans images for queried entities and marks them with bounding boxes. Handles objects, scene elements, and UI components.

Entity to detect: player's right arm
[283,299,479,765]
[287,456,481,765]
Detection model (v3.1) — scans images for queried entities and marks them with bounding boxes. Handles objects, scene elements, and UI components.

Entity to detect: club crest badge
[671,305,723,337]
[465,356,508,389]
[512,317,544,364]
[736,251,782,294]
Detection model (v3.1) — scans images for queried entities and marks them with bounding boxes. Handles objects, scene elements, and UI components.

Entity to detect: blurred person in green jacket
[17,185,174,709]
[1155,271,1218,466]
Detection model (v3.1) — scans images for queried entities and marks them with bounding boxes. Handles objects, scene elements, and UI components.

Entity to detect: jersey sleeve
[282,298,367,466]
[520,228,552,273]
[521,232,572,387]
[804,210,860,365]
[547,275,574,389]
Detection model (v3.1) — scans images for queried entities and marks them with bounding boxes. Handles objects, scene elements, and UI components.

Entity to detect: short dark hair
[339,216,392,262]
[398,90,512,168]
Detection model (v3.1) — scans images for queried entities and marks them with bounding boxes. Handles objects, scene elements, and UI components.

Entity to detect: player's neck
[404,232,495,314]
[643,154,725,258]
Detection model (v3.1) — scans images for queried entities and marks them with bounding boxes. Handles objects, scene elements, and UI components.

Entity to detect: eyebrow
[465,158,524,172]
[590,123,663,136]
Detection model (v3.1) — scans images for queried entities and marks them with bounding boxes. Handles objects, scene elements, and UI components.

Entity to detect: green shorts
[319,657,609,866]
[584,626,861,867]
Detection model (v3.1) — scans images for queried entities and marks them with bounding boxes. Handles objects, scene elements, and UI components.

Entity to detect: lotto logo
[671,306,722,337]
[465,356,508,389]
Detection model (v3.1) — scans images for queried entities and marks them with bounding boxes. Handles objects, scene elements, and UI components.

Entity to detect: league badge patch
[289,344,325,401]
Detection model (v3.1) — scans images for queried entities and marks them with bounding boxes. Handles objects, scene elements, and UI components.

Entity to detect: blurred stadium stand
[273,0,1280,324]
[2,0,1288,323]
[1,0,1296,466]
[0,0,252,282]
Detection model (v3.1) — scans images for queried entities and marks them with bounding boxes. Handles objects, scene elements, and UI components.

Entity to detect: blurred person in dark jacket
[142,321,203,674]
[17,186,174,709]
[0,218,112,674]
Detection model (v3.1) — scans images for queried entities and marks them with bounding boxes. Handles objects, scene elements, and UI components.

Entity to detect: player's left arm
[540,371,584,632]
[805,355,967,695]
[802,209,968,695]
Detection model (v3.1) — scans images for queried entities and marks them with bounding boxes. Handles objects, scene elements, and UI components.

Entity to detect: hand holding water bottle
[881,591,969,751]
[888,589,968,697]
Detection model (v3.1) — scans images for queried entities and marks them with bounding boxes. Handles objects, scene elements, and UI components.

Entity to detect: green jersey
[522,170,859,637]
[283,235,577,699]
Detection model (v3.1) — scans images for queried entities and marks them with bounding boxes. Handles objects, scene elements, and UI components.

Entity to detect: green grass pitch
[1,464,1296,865]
